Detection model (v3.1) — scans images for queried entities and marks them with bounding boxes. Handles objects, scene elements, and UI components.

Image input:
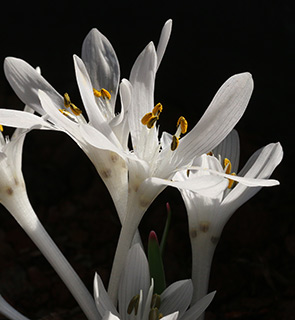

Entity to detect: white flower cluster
[0,20,282,320]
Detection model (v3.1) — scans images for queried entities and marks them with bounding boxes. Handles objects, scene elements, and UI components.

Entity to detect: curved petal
[181,292,215,320]
[0,295,30,320]
[4,57,63,115]
[160,280,193,319]
[129,42,157,145]
[0,109,52,130]
[81,28,120,110]
[118,244,150,320]
[156,19,172,70]
[174,73,253,166]
[212,129,240,173]
[220,142,283,221]
[94,273,119,318]
[102,311,121,320]
[161,312,179,320]
[147,175,229,198]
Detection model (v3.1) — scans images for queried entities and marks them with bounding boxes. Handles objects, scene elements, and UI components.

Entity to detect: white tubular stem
[3,192,100,320]
[190,232,217,320]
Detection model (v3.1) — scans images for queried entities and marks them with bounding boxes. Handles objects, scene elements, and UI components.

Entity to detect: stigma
[171,116,188,151]
[141,103,163,129]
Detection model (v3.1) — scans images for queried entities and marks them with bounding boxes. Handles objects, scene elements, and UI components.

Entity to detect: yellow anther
[228,172,236,189]
[64,92,71,108]
[141,103,163,129]
[177,116,188,134]
[150,294,161,309]
[63,93,82,116]
[207,151,213,156]
[171,135,179,151]
[0,125,3,132]
[127,294,140,315]
[100,88,111,100]
[69,103,82,116]
[224,158,232,174]
[141,112,153,126]
[93,88,102,98]
[152,103,163,116]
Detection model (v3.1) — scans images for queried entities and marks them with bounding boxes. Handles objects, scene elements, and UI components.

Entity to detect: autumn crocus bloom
[175,130,283,307]
[1,19,255,302]
[93,243,215,320]
[0,107,99,320]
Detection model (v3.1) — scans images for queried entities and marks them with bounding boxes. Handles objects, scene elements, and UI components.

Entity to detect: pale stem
[3,191,99,320]
[107,206,144,304]
[190,231,217,319]
[0,295,30,320]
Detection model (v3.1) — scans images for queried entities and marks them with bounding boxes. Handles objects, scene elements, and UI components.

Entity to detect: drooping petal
[147,175,229,198]
[81,27,120,110]
[118,244,150,320]
[93,273,119,318]
[129,42,157,147]
[156,19,172,70]
[219,142,283,221]
[160,280,193,319]
[174,73,253,166]
[181,292,215,320]
[4,57,63,115]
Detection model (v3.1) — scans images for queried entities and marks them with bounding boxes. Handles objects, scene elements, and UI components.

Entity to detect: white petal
[160,280,193,319]
[102,311,121,320]
[181,292,215,320]
[129,42,157,145]
[0,109,52,130]
[94,273,119,318]
[81,28,120,110]
[4,57,63,115]
[148,175,229,198]
[161,312,179,320]
[156,19,172,70]
[220,142,283,221]
[212,129,240,173]
[118,244,150,320]
[174,73,253,165]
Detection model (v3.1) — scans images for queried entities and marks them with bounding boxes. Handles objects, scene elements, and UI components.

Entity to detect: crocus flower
[174,130,283,306]
[1,20,255,302]
[0,107,99,320]
[93,243,215,320]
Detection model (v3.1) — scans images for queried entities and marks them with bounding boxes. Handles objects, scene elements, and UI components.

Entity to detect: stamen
[223,158,236,189]
[223,158,232,174]
[100,88,111,100]
[152,103,163,116]
[93,88,111,100]
[149,308,160,320]
[141,103,163,129]
[63,93,82,116]
[0,125,3,132]
[207,151,213,156]
[127,294,140,315]
[171,135,179,151]
[150,294,161,309]
[177,116,188,134]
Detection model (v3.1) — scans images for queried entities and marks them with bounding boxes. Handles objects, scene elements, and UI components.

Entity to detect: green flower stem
[2,189,99,320]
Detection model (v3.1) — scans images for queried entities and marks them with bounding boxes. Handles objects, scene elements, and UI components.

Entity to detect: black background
[0,1,293,319]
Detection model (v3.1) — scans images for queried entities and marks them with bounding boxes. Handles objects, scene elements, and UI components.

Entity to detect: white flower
[1,20,254,301]
[94,243,215,320]
[0,107,99,320]
[174,130,283,304]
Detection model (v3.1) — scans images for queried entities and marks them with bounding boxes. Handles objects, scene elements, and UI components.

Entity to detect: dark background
[0,1,293,319]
